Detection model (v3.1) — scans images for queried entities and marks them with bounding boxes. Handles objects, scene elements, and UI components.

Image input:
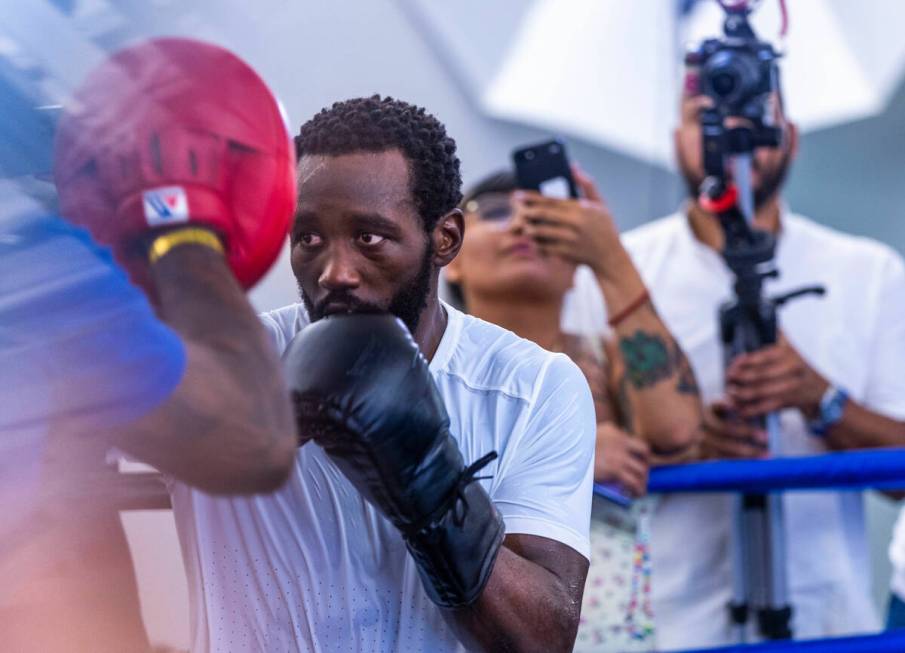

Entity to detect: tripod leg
[730,494,749,643]
[759,491,793,639]
[754,412,793,640]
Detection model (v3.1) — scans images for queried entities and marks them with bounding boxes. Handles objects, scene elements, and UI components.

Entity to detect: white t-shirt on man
[169,301,596,653]
[564,210,905,649]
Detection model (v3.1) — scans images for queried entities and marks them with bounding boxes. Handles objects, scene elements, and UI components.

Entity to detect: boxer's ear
[432,209,463,268]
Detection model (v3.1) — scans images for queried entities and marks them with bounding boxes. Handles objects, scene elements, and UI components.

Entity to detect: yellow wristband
[148,228,225,265]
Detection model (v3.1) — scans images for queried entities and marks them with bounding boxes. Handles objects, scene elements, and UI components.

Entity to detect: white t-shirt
[564,211,905,649]
[169,302,595,653]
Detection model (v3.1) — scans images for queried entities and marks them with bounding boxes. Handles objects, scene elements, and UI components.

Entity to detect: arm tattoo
[617,330,700,396]
[618,330,672,389]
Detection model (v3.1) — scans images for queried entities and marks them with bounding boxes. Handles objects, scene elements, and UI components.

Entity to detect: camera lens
[703,49,760,109]
[711,71,738,97]
[524,150,535,160]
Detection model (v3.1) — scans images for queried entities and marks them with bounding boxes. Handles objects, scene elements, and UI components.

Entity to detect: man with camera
[557,56,905,651]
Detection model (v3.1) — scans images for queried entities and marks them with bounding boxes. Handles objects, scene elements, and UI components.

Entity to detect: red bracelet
[608,289,651,328]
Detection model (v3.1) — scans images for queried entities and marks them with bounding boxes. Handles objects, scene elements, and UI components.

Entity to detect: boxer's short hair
[295,95,462,232]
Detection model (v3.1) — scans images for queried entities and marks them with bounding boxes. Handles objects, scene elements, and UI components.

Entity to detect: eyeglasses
[463,192,513,225]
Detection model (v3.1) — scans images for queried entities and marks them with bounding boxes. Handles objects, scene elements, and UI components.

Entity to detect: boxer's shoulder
[438,305,583,405]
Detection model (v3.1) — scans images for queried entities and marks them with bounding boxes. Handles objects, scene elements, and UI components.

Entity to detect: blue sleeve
[0,213,185,433]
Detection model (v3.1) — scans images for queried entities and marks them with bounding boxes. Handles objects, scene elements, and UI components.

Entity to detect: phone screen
[539,176,571,199]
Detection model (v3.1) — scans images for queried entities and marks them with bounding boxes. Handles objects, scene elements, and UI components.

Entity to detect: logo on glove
[143,186,190,226]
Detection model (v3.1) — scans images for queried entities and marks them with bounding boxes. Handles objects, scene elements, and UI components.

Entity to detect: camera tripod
[690,2,824,638]
[700,120,824,643]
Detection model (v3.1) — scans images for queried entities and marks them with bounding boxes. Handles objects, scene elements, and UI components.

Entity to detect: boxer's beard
[300,241,434,335]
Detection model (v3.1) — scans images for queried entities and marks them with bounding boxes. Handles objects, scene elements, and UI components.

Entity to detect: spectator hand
[594,423,650,498]
[724,334,828,419]
[514,166,630,281]
[700,399,769,460]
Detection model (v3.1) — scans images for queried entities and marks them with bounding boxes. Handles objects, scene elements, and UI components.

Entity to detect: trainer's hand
[283,313,504,608]
[699,400,769,460]
[724,335,829,419]
[514,165,628,281]
[54,38,295,292]
[594,423,650,497]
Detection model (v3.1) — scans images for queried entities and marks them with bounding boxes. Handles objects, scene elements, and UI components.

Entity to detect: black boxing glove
[283,313,504,608]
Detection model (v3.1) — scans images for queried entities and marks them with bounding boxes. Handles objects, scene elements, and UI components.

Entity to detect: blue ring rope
[592,449,905,496]
[672,630,905,653]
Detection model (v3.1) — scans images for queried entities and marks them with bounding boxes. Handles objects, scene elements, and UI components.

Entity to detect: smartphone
[512,139,579,199]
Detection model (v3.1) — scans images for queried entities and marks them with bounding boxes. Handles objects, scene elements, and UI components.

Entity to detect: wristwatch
[809,385,849,437]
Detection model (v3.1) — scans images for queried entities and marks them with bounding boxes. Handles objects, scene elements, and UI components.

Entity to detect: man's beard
[299,242,435,335]
[680,145,792,212]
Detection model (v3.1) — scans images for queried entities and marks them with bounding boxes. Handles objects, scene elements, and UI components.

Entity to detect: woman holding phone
[444,163,702,652]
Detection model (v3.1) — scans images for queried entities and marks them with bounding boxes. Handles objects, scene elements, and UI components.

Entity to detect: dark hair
[294,95,462,232]
[460,169,516,209]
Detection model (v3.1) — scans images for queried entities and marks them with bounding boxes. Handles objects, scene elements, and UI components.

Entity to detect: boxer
[170,95,597,653]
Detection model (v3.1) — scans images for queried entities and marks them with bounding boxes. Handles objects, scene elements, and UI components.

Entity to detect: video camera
[685,0,782,149]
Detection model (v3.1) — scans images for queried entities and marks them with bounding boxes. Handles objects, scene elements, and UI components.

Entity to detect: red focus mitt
[54,38,295,290]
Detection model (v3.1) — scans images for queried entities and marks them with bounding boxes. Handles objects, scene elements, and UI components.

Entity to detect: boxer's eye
[299,232,323,247]
[357,233,386,246]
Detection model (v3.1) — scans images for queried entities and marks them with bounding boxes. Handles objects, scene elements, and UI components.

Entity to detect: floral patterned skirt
[574,496,657,652]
